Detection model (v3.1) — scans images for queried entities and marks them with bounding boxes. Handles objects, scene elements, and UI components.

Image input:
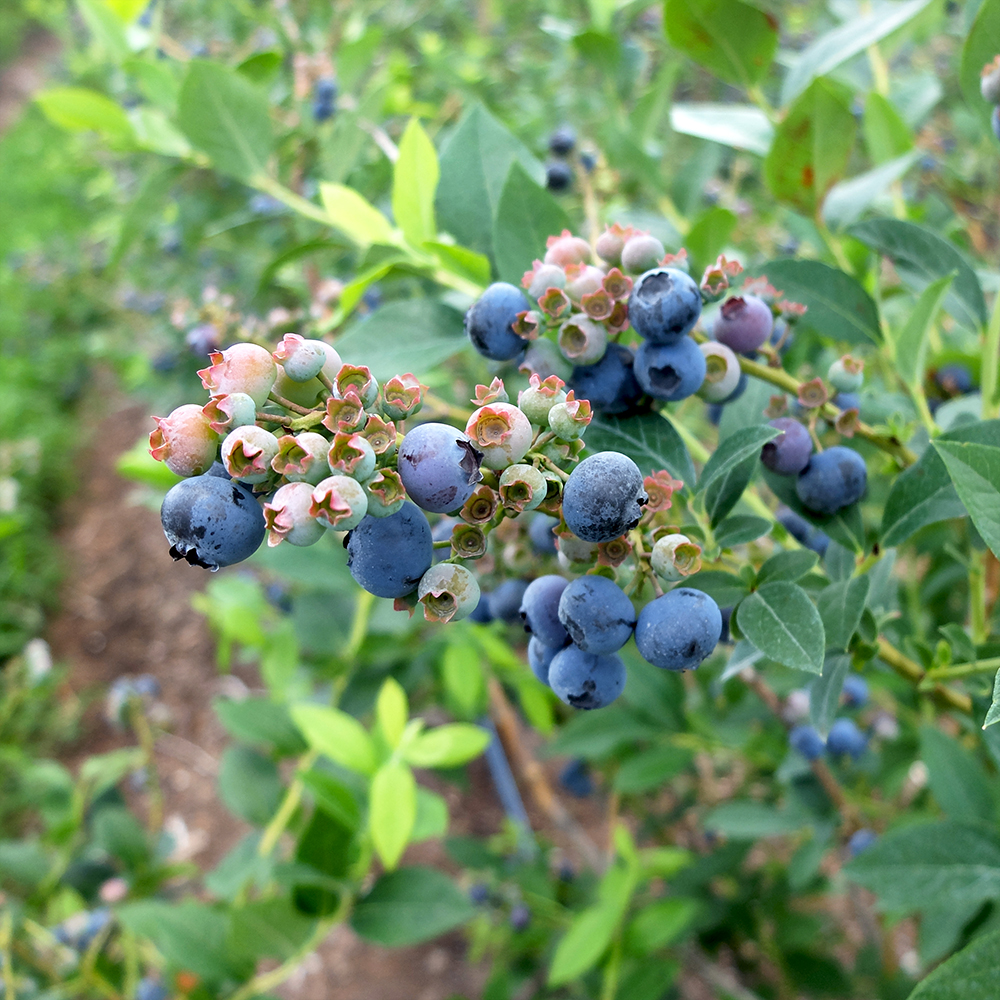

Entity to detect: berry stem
[317,370,335,393]
[268,390,313,416]
[258,748,319,857]
[924,655,1000,681]
[532,453,570,481]
[876,637,972,713]
[256,411,293,428]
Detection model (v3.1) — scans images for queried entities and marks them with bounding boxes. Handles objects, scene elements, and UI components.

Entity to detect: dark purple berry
[634,589,721,671]
[561,452,647,543]
[568,343,645,415]
[346,502,433,598]
[713,295,773,353]
[761,418,812,475]
[546,161,573,192]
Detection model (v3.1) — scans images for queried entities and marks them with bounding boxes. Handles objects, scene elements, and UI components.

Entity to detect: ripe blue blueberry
[627,267,702,344]
[510,903,531,931]
[161,474,265,571]
[841,674,869,708]
[312,77,337,122]
[993,105,1000,142]
[826,717,867,759]
[833,391,860,412]
[935,364,974,396]
[557,575,636,654]
[519,575,570,647]
[789,724,825,760]
[546,161,573,192]
[847,828,877,856]
[634,336,707,402]
[634,588,722,671]
[712,295,774,353]
[796,446,867,517]
[136,977,169,1000]
[760,418,812,476]
[568,343,645,415]
[561,451,648,543]
[548,645,627,710]
[489,579,531,624]
[528,636,560,685]
[549,125,576,156]
[776,506,830,556]
[559,758,594,798]
[468,592,494,623]
[468,883,490,905]
[529,513,559,555]
[465,282,532,361]
[346,501,433,598]
[397,422,484,514]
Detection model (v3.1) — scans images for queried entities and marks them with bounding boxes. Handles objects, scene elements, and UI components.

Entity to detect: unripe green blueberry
[527,263,567,300]
[264,482,325,547]
[381,373,426,421]
[558,315,607,365]
[417,563,481,623]
[499,463,547,513]
[651,533,703,582]
[555,531,598,567]
[149,404,219,477]
[327,432,377,481]
[271,432,330,484]
[198,343,277,408]
[274,364,324,408]
[828,355,864,393]
[202,392,257,435]
[518,373,567,424]
[362,469,406,517]
[697,342,742,403]
[466,403,533,471]
[548,392,592,440]
[221,425,280,484]
[310,475,368,529]
[621,233,666,274]
[336,364,379,407]
[273,333,327,382]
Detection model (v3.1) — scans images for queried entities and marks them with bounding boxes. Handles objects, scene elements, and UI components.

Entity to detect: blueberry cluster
[544,125,596,193]
[787,675,870,761]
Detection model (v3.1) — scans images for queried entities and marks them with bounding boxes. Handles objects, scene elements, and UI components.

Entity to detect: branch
[877,637,973,713]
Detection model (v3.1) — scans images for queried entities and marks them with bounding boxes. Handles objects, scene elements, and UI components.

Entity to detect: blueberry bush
[7,1,1000,998]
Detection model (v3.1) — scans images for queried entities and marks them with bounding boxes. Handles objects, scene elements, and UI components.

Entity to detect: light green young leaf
[370,761,416,870]
[392,118,439,248]
[668,103,773,156]
[411,787,449,842]
[424,241,491,287]
[35,87,134,143]
[441,641,486,719]
[290,704,377,775]
[319,182,397,247]
[891,273,954,388]
[376,678,408,749]
[402,723,490,769]
[863,92,914,164]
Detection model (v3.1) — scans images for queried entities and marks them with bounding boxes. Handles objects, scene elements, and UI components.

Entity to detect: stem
[925,656,1000,681]
[983,291,1000,420]
[816,219,854,273]
[534,453,570,481]
[423,391,473,423]
[318,370,335,393]
[877,637,973,712]
[256,411,293,428]
[600,935,624,1000]
[343,589,375,661]
[268,391,313,416]
[130,699,163,833]
[1,911,15,1000]
[258,749,319,857]
[971,549,989,645]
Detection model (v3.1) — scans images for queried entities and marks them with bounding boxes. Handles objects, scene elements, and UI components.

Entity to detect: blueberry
[634,588,721,671]
[627,268,701,344]
[561,452,647,543]
[136,977,169,1000]
[557,575,636,654]
[833,391,860,412]
[720,372,748,403]
[789,724,825,760]
[568,343,645,415]
[719,606,732,643]
[346,501,433,598]
[549,125,576,156]
[489,579,531,624]
[795,447,867,517]
[713,295,774,353]
[935,364,974,396]
[510,903,531,931]
[558,758,593,798]
[519,575,570,647]
[826,717,867,759]
[847,828,877,856]
[468,591,493,623]
[468,883,490,905]
[529,514,559,555]
[775,506,830,555]
[397,422,484,514]
[634,337,707,402]
[993,105,1000,142]
[465,283,531,362]
[161,474,266,570]
[548,645,626,710]
[313,77,337,122]
[546,161,573,192]
[528,636,560,685]
[579,151,597,172]
[841,674,868,708]
[707,403,723,426]
[760,418,812,476]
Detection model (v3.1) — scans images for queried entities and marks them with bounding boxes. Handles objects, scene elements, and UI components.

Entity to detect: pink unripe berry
[202,392,257,435]
[273,334,327,382]
[221,425,280,483]
[264,482,325,547]
[465,402,533,471]
[621,233,666,273]
[198,343,277,408]
[527,263,567,300]
[713,295,774,353]
[543,231,591,267]
[564,264,605,302]
[310,475,368,530]
[382,373,427,420]
[595,229,626,266]
[149,404,218,477]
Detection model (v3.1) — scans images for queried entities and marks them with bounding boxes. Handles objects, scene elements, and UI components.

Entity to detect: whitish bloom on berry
[558,315,606,364]
[465,403,533,471]
[459,484,499,524]
[564,263,604,303]
[271,432,330,484]
[198,343,277,407]
[473,377,508,407]
[310,475,368,529]
[518,373,567,424]
[361,469,406,517]
[382,373,428,420]
[327,432,376,481]
[221,425,280,484]
[202,392,257,435]
[621,233,665,273]
[548,391,591,440]
[264,482,325,547]
[524,261,567,300]
[335,364,378,407]
[272,333,327,382]
[697,342,742,403]
[149,404,219,477]
[543,230,591,267]
[498,463,547,513]
[417,563,481,623]
[651,533,702,582]
[323,390,366,433]
[643,471,684,513]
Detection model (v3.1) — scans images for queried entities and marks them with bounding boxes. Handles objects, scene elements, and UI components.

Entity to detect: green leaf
[685,206,737,279]
[919,727,996,826]
[334,299,468,381]
[863,92,915,164]
[781,0,933,104]
[697,424,778,495]
[0,841,50,888]
[816,576,870,651]
[236,50,284,85]
[176,61,273,182]
[626,898,699,954]
[719,638,764,684]
[299,769,361,830]
[319,182,396,248]
[960,0,1000,133]
[392,119,438,248]
[703,801,807,839]
[424,241,491,287]
[613,746,693,794]
[844,820,1000,911]
[436,103,544,259]
[547,704,661,760]
[228,899,316,962]
[748,259,881,345]
[822,151,919,231]
[908,928,1000,1000]
[370,761,416,870]
[934,440,1000,558]
[892,274,954,388]
[549,859,639,985]
[810,654,853,735]
[124,58,181,112]
[116,435,183,489]
[714,515,771,548]
[764,78,856,216]
[441,640,486,719]
[737,581,825,674]
[351,867,475,946]
[704,453,758,527]
[984,669,1000,729]
[35,87,134,144]
[375,678,408,749]
[290,704,377,775]
[586,411,695,486]
[218,747,283,826]
[402,723,490,769]
[756,550,819,586]
[214,697,307,756]
[668,103,773,156]
[492,162,570,287]
[849,219,986,331]
[412,787,449,842]
[664,0,778,88]
[680,570,749,607]
[76,0,129,61]
[882,421,1000,546]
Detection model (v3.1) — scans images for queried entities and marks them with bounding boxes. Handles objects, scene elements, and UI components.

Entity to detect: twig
[877,637,973,713]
